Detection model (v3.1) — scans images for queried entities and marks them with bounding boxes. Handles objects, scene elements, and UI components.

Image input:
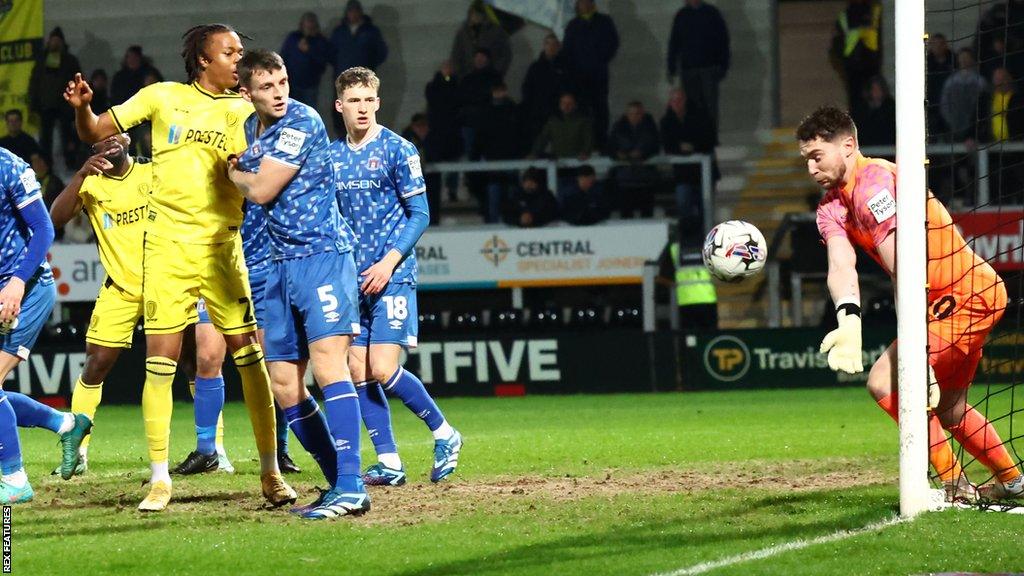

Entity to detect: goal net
[921,0,1024,511]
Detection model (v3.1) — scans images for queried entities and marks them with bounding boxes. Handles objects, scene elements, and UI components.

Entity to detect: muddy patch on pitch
[352,459,893,526]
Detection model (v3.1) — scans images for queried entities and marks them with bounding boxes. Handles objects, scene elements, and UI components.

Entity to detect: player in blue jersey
[227,49,368,519]
[330,67,462,485]
[0,147,92,502]
[173,200,300,476]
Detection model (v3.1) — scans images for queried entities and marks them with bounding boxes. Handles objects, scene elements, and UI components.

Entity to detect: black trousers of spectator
[425,172,442,226]
[618,185,654,219]
[678,303,718,331]
[680,66,722,144]
[39,107,79,170]
[576,75,610,151]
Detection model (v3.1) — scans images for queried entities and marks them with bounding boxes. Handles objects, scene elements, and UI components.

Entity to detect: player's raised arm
[50,152,112,228]
[64,73,118,143]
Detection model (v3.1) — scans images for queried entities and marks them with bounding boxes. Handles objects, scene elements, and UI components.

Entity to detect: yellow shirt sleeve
[109,83,161,133]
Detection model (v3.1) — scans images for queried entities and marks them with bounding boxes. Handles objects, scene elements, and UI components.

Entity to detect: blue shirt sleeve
[12,198,54,282]
[261,112,318,169]
[389,139,426,200]
[392,192,429,258]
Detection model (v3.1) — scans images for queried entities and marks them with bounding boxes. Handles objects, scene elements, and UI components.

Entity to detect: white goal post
[894,0,932,518]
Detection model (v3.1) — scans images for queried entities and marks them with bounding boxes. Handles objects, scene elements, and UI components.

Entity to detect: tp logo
[703,335,751,383]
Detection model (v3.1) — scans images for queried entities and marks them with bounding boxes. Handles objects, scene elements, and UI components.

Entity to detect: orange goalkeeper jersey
[816,153,1006,353]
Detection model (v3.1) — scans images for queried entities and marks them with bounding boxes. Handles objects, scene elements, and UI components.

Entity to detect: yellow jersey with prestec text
[79,158,150,297]
[108,81,253,244]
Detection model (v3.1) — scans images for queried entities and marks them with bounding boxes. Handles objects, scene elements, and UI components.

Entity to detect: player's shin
[356,380,400,468]
[142,357,176,481]
[71,377,102,450]
[877,393,961,482]
[283,396,337,486]
[384,368,453,439]
[947,404,1021,484]
[232,343,278,472]
[0,393,28,491]
[4,391,73,433]
[193,376,224,455]
[322,381,363,492]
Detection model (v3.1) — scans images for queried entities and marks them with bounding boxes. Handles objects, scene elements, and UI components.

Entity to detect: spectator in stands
[331,1,388,73]
[450,4,511,78]
[522,33,572,148]
[559,164,609,225]
[531,92,593,160]
[940,48,989,143]
[927,34,955,139]
[504,168,559,228]
[666,0,731,144]
[562,0,619,150]
[473,82,523,223]
[608,101,660,219]
[402,113,441,225]
[111,46,153,105]
[988,67,1024,201]
[852,75,895,146]
[89,69,110,114]
[458,48,503,157]
[829,0,882,114]
[281,12,332,108]
[0,109,41,164]
[425,60,463,201]
[660,87,716,247]
[29,26,81,171]
[32,152,64,209]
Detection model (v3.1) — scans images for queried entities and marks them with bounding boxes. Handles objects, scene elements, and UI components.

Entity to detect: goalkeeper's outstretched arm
[821,235,864,374]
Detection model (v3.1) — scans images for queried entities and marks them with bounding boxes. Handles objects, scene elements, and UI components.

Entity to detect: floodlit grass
[10,388,1023,575]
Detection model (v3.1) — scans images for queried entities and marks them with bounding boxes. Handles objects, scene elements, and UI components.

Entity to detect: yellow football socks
[142,357,176,464]
[233,344,277,469]
[71,377,103,449]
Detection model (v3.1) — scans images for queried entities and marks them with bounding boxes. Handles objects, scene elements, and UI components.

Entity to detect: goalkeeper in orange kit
[797,106,1022,502]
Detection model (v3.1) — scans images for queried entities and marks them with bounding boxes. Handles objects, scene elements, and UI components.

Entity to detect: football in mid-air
[702,220,768,282]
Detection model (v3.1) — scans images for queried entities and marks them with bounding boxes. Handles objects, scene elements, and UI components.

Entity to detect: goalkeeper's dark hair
[796,105,858,143]
[237,49,284,88]
[181,23,247,82]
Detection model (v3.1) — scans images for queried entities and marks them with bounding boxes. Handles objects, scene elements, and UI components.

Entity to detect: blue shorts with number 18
[353,282,418,349]
[264,250,361,362]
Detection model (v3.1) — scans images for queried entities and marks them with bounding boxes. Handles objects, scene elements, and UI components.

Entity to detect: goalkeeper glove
[819,303,864,374]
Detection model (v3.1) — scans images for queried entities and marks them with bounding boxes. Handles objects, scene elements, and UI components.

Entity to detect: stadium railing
[424,154,715,232]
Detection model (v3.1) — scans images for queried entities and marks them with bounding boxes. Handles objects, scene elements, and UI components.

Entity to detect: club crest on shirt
[225,111,239,127]
[251,143,262,157]
[367,157,381,171]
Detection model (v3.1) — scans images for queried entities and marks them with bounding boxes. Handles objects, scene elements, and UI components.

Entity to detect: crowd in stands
[5,0,732,240]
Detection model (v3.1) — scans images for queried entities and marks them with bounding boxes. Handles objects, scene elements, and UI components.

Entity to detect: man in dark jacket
[474,83,522,222]
[330,1,389,136]
[660,87,716,246]
[852,75,895,146]
[0,110,41,164]
[111,46,153,105]
[402,113,441,225]
[666,0,730,143]
[926,33,955,138]
[450,4,512,78]
[281,12,332,108]
[504,168,559,228]
[559,165,609,225]
[459,48,503,157]
[531,92,593,160]
[562,0,619,150]
[608,101,660,219]
[522,33,572,148]
[425,60,463,201]
[29,27,81,170]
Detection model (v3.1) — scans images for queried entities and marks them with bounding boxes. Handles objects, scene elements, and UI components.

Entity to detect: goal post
[894,0,931,518]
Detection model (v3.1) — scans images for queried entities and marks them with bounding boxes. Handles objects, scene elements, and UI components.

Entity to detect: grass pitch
[12,387,1024,575]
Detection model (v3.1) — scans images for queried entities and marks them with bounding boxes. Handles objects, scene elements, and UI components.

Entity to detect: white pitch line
[652,515,907,576]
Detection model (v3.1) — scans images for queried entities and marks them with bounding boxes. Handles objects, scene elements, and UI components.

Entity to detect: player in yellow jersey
[64,24,294,512]
[49,133,194,476]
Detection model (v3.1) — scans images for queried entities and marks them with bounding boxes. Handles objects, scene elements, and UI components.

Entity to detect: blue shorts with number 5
[353,282,418,349]
[264,250,361,362]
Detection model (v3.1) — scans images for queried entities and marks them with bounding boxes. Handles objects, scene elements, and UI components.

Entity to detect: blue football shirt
[330,125,425,283]
[0,147,52,283]
[237,99,353,260]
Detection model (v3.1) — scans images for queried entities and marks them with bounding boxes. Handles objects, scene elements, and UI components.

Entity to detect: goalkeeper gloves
[819,303,864,374]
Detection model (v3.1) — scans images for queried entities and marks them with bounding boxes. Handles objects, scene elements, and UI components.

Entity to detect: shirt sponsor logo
[407,155,422,179]
[275,128,306,156]
[337,180,382,190]
[866,188,896,223]
[103,205,148,229]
